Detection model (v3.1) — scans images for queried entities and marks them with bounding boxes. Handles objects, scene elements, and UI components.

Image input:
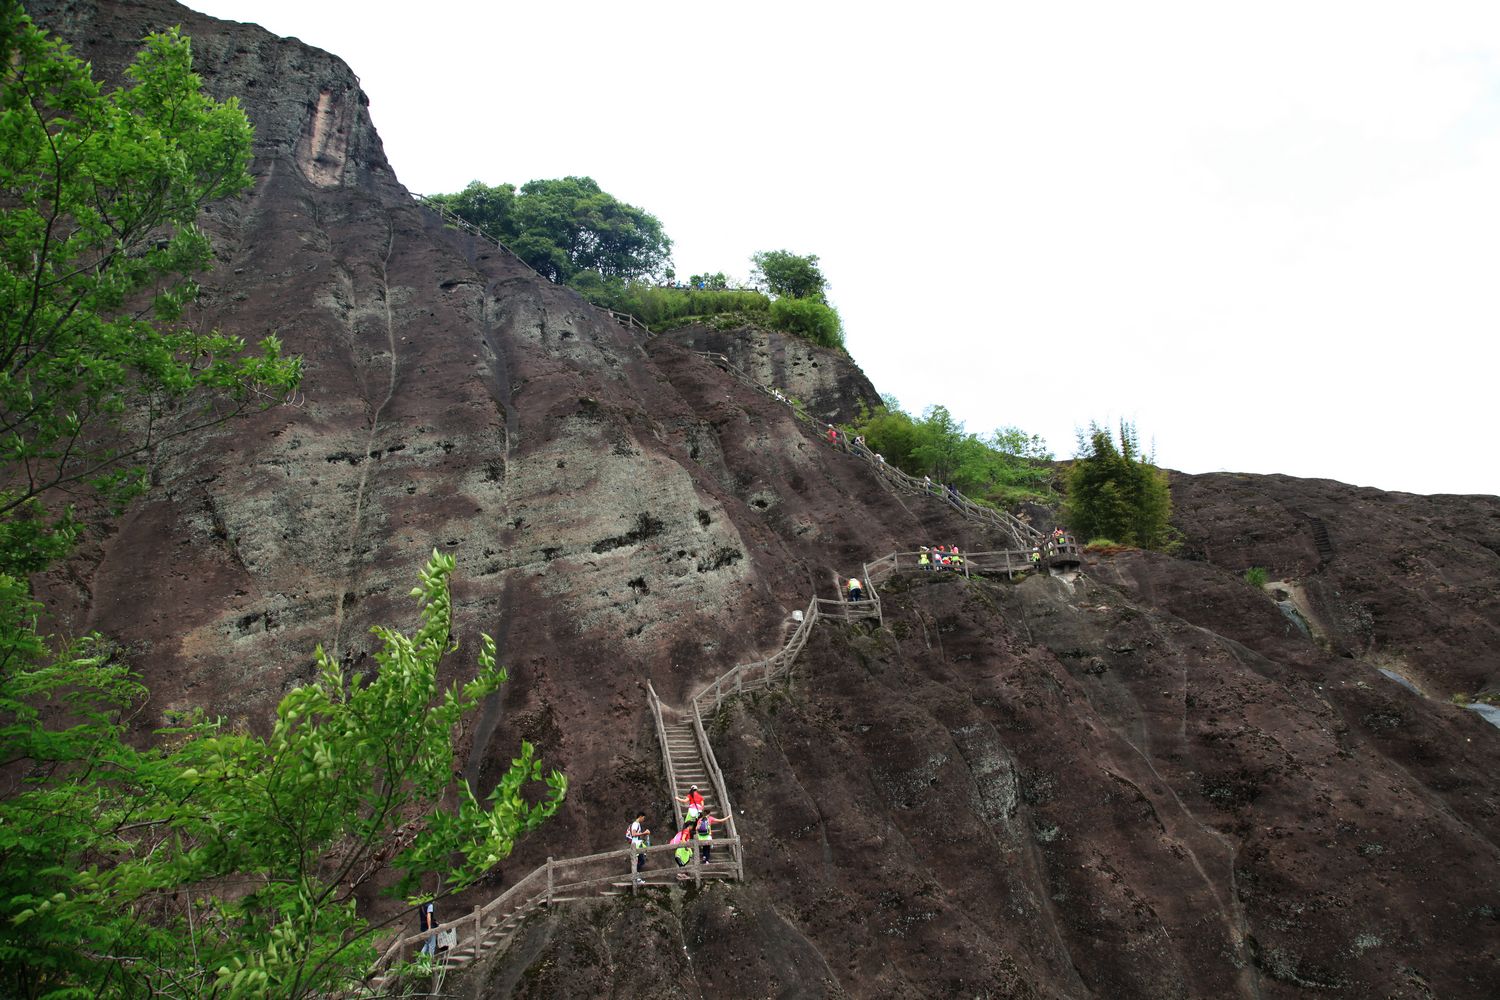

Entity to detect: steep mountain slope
[24,2,1500,997]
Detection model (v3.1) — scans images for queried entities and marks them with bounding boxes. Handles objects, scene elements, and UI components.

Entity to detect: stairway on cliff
[664,720,720,824]
[1310,517,1334,561]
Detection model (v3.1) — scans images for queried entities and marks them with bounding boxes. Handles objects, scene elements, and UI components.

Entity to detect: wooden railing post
[546,858,554,903]
[472,905,482,947]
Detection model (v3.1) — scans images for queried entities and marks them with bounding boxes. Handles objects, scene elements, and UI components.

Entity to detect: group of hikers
[626,786,728,882]
[1030,527,1077,570]
[918,544,965,572]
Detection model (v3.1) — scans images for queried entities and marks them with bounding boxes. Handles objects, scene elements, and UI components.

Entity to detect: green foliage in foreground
[1064,421,1174,550]
[0,9,300,576]
[0,16,562,997]
[1,552,566,998]
[848,400,1056,506]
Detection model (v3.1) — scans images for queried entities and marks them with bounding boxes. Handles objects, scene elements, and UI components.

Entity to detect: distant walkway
[693,350,1042,551]
[370,209,1061,990]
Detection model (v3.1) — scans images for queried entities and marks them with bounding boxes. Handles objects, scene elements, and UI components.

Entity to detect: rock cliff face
[25,3,1500,998]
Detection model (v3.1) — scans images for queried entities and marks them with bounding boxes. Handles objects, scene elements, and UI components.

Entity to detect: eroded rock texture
[25,2,1500,997]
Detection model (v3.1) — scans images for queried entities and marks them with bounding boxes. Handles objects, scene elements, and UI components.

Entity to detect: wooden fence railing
[692,350,1041,551]
[689,697,746,880]
[647,680,682,819]
[366,537,1064,986]
[690,595,821,717]
[370,837,741,978]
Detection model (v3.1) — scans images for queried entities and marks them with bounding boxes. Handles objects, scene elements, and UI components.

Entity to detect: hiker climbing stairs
[362,541,1054,990]
[664,720,720,824]
[360,280,1063,989]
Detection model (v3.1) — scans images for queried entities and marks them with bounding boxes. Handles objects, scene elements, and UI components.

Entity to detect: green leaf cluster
[848,400,1056,506]
[1,551,566,998]
[768,296,844,350]
[1063,421,1174,550]
[430,177,672,284]
[750,250,828,302]
[0,9,300,574]
[0,16,562,997]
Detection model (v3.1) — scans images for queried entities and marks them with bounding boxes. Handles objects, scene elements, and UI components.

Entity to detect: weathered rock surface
[25,2,1500,997]
[659,322,882,425]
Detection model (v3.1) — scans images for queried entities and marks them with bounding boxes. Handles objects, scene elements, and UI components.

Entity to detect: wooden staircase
[664,719,720,826]
[361,345,1052,993]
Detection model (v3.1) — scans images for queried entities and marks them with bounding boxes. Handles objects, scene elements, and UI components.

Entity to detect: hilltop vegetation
[432,180,845,349]
[846,399,1057,506]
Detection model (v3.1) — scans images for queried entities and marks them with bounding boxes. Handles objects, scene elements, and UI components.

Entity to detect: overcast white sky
[185,0,1499,496]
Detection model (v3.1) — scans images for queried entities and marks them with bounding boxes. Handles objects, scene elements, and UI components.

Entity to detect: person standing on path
[418,901,437,957]
[627,812,651,879]
[847,577,864,602]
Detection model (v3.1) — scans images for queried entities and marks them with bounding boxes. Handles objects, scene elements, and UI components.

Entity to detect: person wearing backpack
[627,812,651,882]
[694,809,729,863]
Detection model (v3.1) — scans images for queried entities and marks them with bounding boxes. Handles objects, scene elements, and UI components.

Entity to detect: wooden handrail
[692,700,743,879]
[646,680,681,823]
[371,837,742,975]
[691,351,1040,549]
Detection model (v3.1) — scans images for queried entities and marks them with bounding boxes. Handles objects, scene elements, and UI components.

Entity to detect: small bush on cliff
[1244,566,1268,587]
[575,276,771,331]
[769,295,844,349]
[848,399,1056,505]
[1063,421,1174,550]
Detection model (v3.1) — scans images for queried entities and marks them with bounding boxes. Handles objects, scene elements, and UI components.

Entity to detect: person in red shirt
[677,786,705,819]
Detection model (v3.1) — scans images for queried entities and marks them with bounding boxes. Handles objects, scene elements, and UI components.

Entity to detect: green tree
[990,426,1054,461]
[0,17,560,998]
[750,249,827,302]
[0,9,299,575]
[848,400,1055,505]
[432,177,672,285]
[1,551,566,998]
[1063,421,1173,548]
[687,271,729,290]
